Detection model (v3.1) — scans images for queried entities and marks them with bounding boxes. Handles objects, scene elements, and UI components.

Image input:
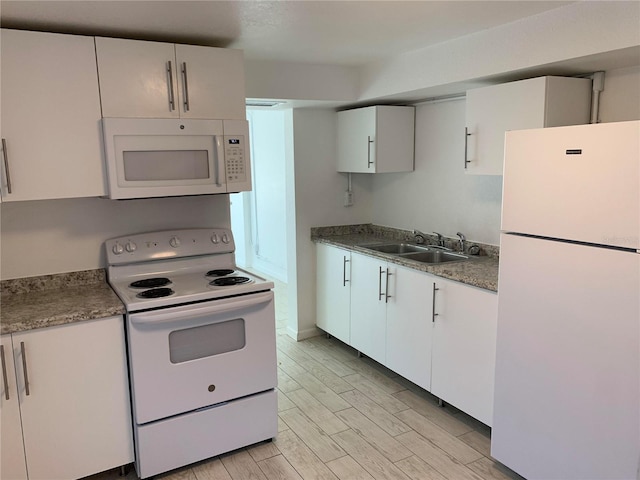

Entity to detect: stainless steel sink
[361,243,430,254]
[402,250,468,264]
[361,242,468,264]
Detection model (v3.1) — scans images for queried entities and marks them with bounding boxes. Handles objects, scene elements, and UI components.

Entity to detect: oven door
[127,291,276,425]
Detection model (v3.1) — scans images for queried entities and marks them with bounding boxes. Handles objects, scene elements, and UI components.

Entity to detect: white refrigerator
[492,120,640,480]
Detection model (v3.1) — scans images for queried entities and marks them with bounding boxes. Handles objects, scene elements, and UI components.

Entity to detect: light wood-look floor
[89,275,524,480]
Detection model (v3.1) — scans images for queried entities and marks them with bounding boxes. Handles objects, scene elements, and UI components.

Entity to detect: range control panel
[224,135,247,184]
[105,228,235,265]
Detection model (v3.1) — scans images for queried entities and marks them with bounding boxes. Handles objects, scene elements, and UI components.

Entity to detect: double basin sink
[360,243,468,264]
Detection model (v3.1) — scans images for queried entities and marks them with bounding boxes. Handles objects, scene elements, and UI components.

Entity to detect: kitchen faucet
[456,232,466,252]
[433,232,445,247]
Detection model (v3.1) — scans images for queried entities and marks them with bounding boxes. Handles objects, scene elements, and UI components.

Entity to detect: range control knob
[211,234,219,244]
[221,233,230,244]
[112,242,124,255]
[125,241,137,253]
[169,236,181,248]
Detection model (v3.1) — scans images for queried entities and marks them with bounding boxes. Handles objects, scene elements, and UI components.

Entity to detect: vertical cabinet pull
[385,270,393,303]
[2,138,12,194]
[464,127,472,169]
[181,62,190,112]
[166,61,176,111]
[342,256,350,286]
[432,283,439,322]
[367,136,374,169]
[20,342,30,396]
[378,266,385,301]
[1,345,9,400]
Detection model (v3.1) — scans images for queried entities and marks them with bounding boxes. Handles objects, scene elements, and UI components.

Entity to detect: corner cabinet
[0,29,106,201]
[430,277,498,425]
[0,317,134,480]
[464,76,592,175]
[95,37,246,120]
[337,106,415,173]
[316,243,351,344]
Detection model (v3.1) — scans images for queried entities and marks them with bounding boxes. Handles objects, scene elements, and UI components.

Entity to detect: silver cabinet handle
[432,283,439,322]
[2,138,12,194]
[181,62,190,112]
[166,61,176,111]
[385,270,393,303]
[1,345,9,400]
[378,266,385,301]
[342,256,350,286]
[20,342,29,396]
[464,127,472,169]
[367,136,374,169]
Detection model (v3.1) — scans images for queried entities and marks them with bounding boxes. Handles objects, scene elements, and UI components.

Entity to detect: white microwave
[102,118,251,199]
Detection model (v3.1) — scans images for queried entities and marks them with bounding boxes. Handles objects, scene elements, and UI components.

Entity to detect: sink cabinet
[0,317,134,480]
[465,76,591,175]
[430,277,498,425]
[95,37,246,120]
[315,243,498,425]
[0,29,105,201]
[337,105,415,173]
[316,243,351,344]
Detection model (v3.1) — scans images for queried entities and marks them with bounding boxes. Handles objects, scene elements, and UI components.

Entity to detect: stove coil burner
[136,287,175,299]
[130,277,172,289]
[206,269,235,277]
[210,276,251,287]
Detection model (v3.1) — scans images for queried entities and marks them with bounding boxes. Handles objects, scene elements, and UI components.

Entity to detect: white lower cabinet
[385,264,434,391]
[316,243,351,344]
[315,245,498,425]
[349,252,388,364]
[430,277,498,426]
[0,316,134,480]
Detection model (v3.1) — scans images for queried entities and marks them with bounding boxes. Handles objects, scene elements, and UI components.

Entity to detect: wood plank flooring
[88,276,524,480]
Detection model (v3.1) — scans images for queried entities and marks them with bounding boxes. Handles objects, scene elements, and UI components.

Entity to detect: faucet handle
[433,232,444,247]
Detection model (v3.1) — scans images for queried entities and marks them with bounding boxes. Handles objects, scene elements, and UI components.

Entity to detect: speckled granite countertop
[312,224,499,292]
[1,269,125,335]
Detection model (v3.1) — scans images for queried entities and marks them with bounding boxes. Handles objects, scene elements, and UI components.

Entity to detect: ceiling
[1,0,575,67]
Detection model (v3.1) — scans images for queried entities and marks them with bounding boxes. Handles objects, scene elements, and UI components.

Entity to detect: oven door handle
[130,291,273,325]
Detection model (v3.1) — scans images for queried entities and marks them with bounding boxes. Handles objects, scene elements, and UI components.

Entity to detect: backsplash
[311,224,499,258]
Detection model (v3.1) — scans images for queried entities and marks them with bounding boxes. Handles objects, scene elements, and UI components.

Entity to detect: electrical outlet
[344,191,353,207]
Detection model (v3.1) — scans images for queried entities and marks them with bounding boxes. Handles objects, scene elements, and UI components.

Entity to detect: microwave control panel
[224,135,247,184]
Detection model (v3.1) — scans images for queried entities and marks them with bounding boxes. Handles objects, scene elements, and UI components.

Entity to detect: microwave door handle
[130,291,273,325]
[216,137,223,187]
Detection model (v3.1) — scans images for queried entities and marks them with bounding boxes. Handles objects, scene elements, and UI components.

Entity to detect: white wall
[0,195,230,279]
[598,66,640,122]
[245,109,288,281]
[288,108,372,339]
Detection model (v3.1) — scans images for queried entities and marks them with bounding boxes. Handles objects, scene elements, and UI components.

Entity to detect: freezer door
[492,233,639,479]
[501,120,639,250]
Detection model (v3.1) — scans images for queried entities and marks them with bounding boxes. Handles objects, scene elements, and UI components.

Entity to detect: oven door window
[123,150,210,181]
[169,318,245,364]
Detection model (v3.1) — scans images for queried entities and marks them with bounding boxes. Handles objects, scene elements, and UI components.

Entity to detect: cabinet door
[95,37,179,118]
[175,44,246,120]
[385,266,433,390]
[316,244,351,344]
[337,107,376,173]
[349,253,387,363]
[431,278,497,425]
[13,317,134,480]
[0,29,105,200]
[0,335,28,480]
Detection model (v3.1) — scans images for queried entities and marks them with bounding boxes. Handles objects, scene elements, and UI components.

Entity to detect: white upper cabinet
[464,76,592,175]
[95,37,246,120]
[337,105,415,173]
[0,29,106,201]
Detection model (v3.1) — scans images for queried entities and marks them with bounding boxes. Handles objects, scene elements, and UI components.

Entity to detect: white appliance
[492,120,640,479]
[102,118,251,199]
[105,228,277,479]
